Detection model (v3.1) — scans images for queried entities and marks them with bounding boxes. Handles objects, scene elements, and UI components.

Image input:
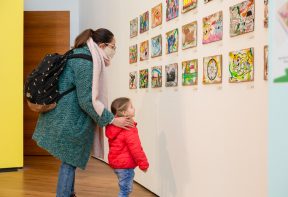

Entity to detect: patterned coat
[32,46,114,169]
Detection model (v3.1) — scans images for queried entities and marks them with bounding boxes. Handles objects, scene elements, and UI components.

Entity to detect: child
[106,97,149,197]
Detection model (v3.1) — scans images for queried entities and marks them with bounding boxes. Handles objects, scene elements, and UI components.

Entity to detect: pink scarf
[87,37,110,159]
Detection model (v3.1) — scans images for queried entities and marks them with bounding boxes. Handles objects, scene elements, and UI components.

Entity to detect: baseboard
[91,156,159,196]
[0,167,22,173]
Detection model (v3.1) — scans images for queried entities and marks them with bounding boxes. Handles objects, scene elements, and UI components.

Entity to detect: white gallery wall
[24,0,79,46]
[80,0,268,197]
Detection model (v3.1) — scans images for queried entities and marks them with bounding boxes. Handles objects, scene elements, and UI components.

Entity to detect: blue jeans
[114,169,135,197]
[56,162,76,197]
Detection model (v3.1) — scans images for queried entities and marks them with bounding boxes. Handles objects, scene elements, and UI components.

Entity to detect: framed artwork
[151,66,162,88]
[264,0,268,28]
[152,3,162,28]
[130,18,138,38]
[140,40,149,61]
[202,11,223,44]
[182,0,197,13]
[182,59,198,86]
[182,21,197,49]
[129,71,137,89]
[264,45,268,80]
[140,11,149,34]
[165,63,178,87]
[278,2,288,33]
[129,44,137,64]
[151,35,162,58]
[203,55,222,84]
[204,0,213,3]
[230,0,255,37]
[166,28,179,54]
[139,69,149,88]
[229,48,254,83]
[166,0,179,21]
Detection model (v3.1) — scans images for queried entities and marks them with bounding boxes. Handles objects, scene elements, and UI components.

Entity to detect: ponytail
[73,29,93,48]
[73,28,114,48]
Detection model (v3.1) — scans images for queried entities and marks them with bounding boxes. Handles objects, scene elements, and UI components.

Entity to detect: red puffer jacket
[105,122,149,170]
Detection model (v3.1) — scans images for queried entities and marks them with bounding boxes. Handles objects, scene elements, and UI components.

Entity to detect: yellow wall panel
[0,0,23,169]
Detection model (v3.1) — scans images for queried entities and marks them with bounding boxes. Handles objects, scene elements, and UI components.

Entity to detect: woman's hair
[111,97,130,117]
[73,28,114,48]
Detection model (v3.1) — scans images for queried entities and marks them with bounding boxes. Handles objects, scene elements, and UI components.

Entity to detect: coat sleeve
[125,127,149,170]
[71,59,114,127]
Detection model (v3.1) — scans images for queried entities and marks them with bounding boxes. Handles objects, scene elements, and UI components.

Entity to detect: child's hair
[111,97,130,117]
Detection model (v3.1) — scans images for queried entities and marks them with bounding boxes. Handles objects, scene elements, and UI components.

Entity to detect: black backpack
[24,49,92,113]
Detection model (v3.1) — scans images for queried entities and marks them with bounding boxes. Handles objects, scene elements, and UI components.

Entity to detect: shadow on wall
[158,132,177,196]
[157,93,191,197]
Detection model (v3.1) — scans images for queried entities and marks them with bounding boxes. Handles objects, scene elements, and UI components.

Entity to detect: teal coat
[32,46,114,169]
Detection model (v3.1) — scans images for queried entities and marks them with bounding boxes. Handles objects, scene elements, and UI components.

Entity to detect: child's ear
[117,111,125,117]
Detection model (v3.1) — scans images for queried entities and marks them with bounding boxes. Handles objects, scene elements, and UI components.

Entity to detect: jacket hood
[105,124,124,140]
[105,122,137,140]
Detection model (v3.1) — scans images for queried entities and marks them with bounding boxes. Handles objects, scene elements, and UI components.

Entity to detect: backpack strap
[68,54,93,62]
[56,86,76,101]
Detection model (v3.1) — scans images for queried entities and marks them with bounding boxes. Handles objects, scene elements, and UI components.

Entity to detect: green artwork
[274,69,288,83]
[182,59,198,86]
[139,69,149,88]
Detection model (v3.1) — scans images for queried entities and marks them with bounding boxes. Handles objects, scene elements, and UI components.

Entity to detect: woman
[32,28,134,197]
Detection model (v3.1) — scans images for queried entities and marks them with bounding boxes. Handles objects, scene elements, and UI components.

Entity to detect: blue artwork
[166,28,179,54]
[151,35,162,58]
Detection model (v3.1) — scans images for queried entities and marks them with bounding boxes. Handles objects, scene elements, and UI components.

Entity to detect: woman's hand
[112,117,134,130]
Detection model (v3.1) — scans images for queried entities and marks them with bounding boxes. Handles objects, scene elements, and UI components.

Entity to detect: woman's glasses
[105,43,117,50]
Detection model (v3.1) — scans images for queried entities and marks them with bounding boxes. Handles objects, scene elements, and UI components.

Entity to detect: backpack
[24,49,92,113]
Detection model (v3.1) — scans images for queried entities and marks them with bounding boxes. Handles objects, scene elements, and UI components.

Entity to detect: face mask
[103,46,116,59]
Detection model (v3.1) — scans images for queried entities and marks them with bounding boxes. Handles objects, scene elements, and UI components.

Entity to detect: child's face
[123,101,135,118]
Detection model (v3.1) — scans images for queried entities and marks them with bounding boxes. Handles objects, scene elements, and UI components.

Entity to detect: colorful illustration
[182,21,197,49]
[129,71,137,89]
[182,59,198,86]
[264,45,268,80]
[130,18,138,38]
[165,63,178,87]
[140,40,149,61]
[166,0,179,21]
[140,11,149,34]
[202,11,223,44]
[274,69,288,83]
[151,66,162,88]
[204,0,213,3]
[273,2,288,85]
[230,0,255,37]
[166,28,179,54]
[151,35,162,58]
[264,0,269,28]
[229,48,254,83]
[139,69,149,88]
[152,3,162,28]
[182,0,197,13]
[129,44,137,64]
[203,55,222,84]
[278,1,288,33]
